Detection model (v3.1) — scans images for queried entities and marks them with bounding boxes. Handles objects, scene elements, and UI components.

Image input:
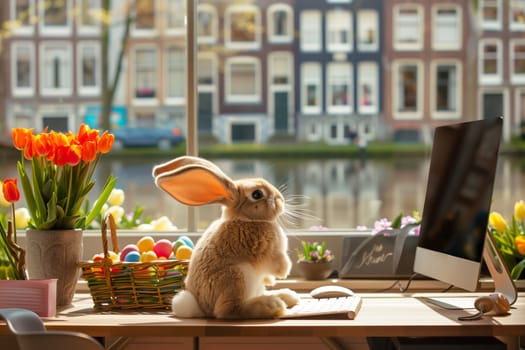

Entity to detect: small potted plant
[295,241,334,280]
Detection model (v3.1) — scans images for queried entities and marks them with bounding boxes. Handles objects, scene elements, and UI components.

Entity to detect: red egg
[154,239,173,259]
[120,244,139,261]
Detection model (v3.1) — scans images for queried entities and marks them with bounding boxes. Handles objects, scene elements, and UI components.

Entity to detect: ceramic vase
[25,228,83,306]
[297,260,334,280]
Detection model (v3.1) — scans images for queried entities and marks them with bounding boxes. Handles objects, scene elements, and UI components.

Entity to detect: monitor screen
[413,117,503,291]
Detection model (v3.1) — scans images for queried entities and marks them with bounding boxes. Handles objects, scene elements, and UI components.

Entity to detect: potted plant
[9,124,117,306]
[488,200,525,280]
[295,241,334,280]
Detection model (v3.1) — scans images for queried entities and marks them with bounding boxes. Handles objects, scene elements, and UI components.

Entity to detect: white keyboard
[281,295,362,319]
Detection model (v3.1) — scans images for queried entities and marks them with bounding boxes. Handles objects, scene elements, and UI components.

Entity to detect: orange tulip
[2,178,20,203]
[11,127,34,150]
[77,124,99,144]
[67,144,82,166]
[22,135,35,160]
[98,131,114,154]
[516,236,525,256]
[81,140,97,162]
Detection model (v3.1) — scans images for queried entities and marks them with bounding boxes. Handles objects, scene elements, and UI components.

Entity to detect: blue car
[111,126,184,150]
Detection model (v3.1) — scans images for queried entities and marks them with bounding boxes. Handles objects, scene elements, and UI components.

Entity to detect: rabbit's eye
[251,189,264,200]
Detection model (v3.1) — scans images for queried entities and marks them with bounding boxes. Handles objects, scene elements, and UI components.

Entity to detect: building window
[197,5,218,44]
[326,10,352,52]
[77,0,101,33]
[225,5,260,50]
[39,0,71,35]
[394,5,423,50]
[11,43,34,96]
[393,62,422,119]
[510,0,525,31]
[327,63,352,114]
[166,47,185,101]
[269,53,291,86]
[225,57,261,103]
[357,10,379,52]
[134,48,157,99]
[479,39,502,85]
[511,40,525,83]
[358,62,379,114]
[198,54,216,86]
[135,0,156,31]
[164,0,186,33]
[480,0,502,30]
[40,44,72,96]
[268,4,293,43]
[301,63,322,114]
[10,0,34,34]
[432,62,460,119]
[300,11,321,52]
[433,6,461,50]
[78,43,100,95]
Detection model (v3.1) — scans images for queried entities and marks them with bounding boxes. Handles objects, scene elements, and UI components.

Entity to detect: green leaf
[83,175,117,228]
[391,212,403,229]
[510,258,525,280]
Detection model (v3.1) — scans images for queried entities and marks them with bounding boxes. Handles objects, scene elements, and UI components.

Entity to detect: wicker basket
[78,214,189,310]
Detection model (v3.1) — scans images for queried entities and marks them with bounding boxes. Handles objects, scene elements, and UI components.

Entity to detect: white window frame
[430,60,462,120]
[479,39,502,85]
[225,4,261,51]
[39,42,72,96]
[326,10,353,53]
[132,46,159,106]
[76,0,101,35]
[163,0,186,36]
[267,4,294,44]
[432,5,462,51]
[197,4,218,44]
[480,0,502,31]
[165,46,186,105]
[77,42,101,96]
[11,42,35,97]
[301,62,322,115]
[510,0,525,31]
[300,10,322,52]
[9,0,35,35]
[197,51,218,92]
[510,39,525,84]
[224,56,261,104]
[392,60,424,120]
[357,10,379,52]
[357,62,379,115]
[393,4,424,51]
[38,0,72,36]
[132,0,158,37]
[326,62,352,114]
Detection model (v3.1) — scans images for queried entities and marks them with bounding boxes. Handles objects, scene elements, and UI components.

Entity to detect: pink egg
[154,239,173,259]
[120,244,139,261]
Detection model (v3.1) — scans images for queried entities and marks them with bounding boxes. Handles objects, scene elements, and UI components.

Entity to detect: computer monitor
[413,117,517,304]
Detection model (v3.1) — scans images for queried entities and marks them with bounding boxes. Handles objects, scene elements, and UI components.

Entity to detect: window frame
[326,9,353,53]
[267,3,294,44]
[479,38,503,85]
[301,62,322,115]
[76,0,102,35]
[11,41,35,97]
[38,0,72,36]
[510,39,525,84]
[224,56,262,104]
[432,4,462,51]
[300,10,322,52]
[430,60,462,120]
[225,4,261,51]
[132,46,159,106]
[9,0,35,36]
[197,4,218,44]
[393,4,424,51]
[509,0,525,31]
[392,60,424,120]
[479,0,502,31]
[132,0,158,37]
[39,42,73,97]
[326,62,353,114]
[165,46,186,105]
[77,41,101,96]
[357,62,379,115]
[163,0,186,36]
[357,9,379,52]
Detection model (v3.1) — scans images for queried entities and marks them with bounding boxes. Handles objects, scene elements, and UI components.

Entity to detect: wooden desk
[1,292,524,350]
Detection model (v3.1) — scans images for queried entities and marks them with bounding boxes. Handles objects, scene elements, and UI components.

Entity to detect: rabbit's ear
[154,157,235,206]
[152,156,226,178]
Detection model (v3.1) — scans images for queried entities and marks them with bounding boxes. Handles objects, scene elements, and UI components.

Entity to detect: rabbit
[152,156,300,319]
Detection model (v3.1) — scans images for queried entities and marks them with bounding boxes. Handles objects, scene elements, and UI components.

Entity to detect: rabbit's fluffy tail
[172,290,205,318]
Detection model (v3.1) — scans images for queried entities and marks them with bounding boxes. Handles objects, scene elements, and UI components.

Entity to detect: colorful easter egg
[124,251,141,262]
[177,235,194,248]
[154,239,173,259]
[137,236,155,253]
[120,244,139,261]
[175,245,193,260]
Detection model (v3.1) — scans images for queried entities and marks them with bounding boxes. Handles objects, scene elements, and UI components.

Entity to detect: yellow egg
[175,245,193,260]
[137,236,155,253]
[108,251,119,262]
[140,250,158,262]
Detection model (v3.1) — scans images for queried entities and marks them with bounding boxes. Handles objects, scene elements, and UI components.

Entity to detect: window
[393,61,422,119]
[479,39,502,85]
[78,43,100,95]
[197,5,218,43]
[268,4,293,43]
[433,6,461,50]
[510,0,525,31]
[511,40,525,83]
[166,47,185,102]
[10,0,34,35]
[11,43,34,96]
[198,54,216,86]
[164,0,186,33]
[480,0,501,30]
[432,61,461,119]
[326,10,352,52]
[394,5,423,50]
[134,0,156,32]
[358,62,379,114]
[39,0,71,35]
[269,53,292,86]
[301,63,322,114]
[300,11,321,52]
[327,63,352,114]
[134,48,158,100]
[77,0,101,33]
[40,43,72,96]
[357,10,379,52]
[225,57,261,103]
[225,5,260,50]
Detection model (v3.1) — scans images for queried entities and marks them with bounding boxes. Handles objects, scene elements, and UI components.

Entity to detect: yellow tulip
[489,212,508,233]
[15,207,30,229]
[107,188,125,206]
[514,200,525,222]
[106,205,125,223]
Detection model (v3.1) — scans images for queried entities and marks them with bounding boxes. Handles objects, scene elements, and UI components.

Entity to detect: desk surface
[2,292,523,339]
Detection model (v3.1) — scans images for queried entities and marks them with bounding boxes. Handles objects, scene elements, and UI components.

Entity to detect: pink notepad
[0,279,57,317]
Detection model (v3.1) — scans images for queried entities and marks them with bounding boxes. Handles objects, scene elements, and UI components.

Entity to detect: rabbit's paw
[243,295,287,319]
